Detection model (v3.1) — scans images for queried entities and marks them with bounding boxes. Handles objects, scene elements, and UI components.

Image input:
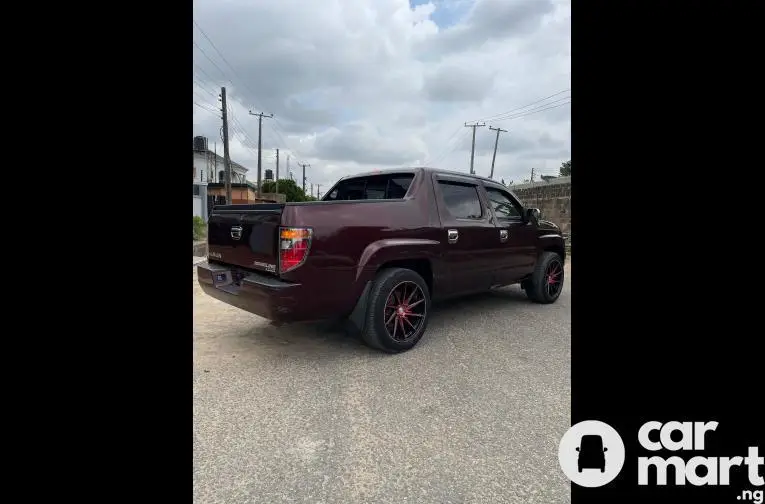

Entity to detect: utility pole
[220,87,232,204]
[300,163,310,194]
[464,121,485,174]
[248,110,274,199]
[488,126,508,179]
[316,184,321,200]
[275,149,279,195]
[310,182,314,199]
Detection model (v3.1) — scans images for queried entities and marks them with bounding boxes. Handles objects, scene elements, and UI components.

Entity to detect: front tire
[524,251,564,304]
[360,268,430,353]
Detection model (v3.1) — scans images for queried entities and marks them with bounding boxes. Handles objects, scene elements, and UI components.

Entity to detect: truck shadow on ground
[234,285,564,358]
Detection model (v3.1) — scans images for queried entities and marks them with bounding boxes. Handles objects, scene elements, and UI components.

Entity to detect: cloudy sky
[193,0,570,195]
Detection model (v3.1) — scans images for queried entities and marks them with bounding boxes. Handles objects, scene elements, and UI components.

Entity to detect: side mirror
[603,447,608,452]
[575,447,580,452]
[525,207,541,222]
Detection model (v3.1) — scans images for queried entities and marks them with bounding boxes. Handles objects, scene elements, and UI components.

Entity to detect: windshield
[580,435,603,450]
[322,173,414,201]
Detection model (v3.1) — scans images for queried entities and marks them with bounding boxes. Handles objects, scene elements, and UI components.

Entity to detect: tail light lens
[279,227,312,273]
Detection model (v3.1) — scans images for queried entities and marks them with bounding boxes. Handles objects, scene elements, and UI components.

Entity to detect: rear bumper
[196,261,308,322]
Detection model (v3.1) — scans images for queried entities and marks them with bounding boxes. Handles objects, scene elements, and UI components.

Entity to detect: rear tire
[360,268,430,353]
[524,251,564,304]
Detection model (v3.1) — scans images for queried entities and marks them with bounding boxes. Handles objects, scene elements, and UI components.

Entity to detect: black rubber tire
[359,267,431,353]
[524,251,564,304]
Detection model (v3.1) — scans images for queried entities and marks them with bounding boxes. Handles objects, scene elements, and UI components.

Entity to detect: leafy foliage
[193,216,206,241]
[261,178,312,202]
[559,159,571,177]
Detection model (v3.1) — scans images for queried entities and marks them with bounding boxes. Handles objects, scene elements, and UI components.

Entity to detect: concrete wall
[193,196,203,218]
[510,176,571,235]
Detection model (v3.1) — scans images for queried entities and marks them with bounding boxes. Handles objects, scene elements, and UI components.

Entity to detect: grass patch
[193,216,206,241]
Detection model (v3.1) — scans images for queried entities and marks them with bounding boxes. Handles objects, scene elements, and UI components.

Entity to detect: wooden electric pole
[488,126,508,180]
[300,163,310,194]
[248,110,273,199]
[464,121,485,174]
[220,87,232,204]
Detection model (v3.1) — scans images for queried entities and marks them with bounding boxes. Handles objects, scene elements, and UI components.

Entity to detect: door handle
[499,229,508,242]
[447,229,459,244]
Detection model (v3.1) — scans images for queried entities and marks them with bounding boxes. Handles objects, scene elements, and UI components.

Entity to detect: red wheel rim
[383,281,427,341]
[545,260,563,298]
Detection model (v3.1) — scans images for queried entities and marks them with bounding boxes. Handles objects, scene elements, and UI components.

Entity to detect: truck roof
[338,166,504,186]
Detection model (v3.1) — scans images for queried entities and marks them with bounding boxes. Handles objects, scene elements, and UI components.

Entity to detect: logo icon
[559,420,626,487]
[230,226,243,240]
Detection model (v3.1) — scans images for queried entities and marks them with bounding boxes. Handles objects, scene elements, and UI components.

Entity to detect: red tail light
[279,227,312,273]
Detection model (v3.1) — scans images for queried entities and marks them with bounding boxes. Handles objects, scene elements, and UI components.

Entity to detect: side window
[485,187,521,219]
[387,176,413,199]
[438,181,483,219]
[364,176,388,199]
[193,184,201,196]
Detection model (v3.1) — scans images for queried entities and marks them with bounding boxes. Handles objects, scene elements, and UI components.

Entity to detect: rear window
[323,173,414,201]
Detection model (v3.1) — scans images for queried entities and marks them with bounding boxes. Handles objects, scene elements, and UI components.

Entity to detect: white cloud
[193,0,570,193]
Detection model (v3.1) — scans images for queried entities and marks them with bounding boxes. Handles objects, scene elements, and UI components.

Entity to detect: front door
[432,174,498,298]
[482,184,538,284]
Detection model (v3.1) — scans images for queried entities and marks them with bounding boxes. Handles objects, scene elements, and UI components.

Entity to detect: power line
[490,96,571,121]
[193,81,217,98]
[470,88,570,123]
[193,20,311,169]
[193,102,219,116]
[193,40,229,81]
[194,64,217,84]
[425,127,470,167]
[494,100,570,122]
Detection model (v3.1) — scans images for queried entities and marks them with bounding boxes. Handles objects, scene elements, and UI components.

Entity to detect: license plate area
[213,270,233,287]
[212,268,249,293]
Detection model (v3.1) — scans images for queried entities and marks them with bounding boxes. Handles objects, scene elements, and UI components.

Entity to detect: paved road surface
[194,263,571,504]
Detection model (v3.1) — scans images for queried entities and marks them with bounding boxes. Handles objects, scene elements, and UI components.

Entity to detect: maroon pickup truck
[197,167,566,353]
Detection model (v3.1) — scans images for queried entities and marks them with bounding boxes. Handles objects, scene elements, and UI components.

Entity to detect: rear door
[207,204,284,275]
[432,173,497,297]
[482,184,538,283]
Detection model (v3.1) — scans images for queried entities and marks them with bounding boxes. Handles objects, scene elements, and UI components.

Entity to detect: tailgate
[207,204,284,275]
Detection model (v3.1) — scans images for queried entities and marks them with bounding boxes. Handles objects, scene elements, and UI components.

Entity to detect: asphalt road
[193,262,571,504]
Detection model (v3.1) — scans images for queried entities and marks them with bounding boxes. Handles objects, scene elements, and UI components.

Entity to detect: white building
[193,136,249,219]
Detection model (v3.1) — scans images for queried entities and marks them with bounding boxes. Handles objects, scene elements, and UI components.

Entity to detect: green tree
[559,159,571,177]
[261,178,310,202]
